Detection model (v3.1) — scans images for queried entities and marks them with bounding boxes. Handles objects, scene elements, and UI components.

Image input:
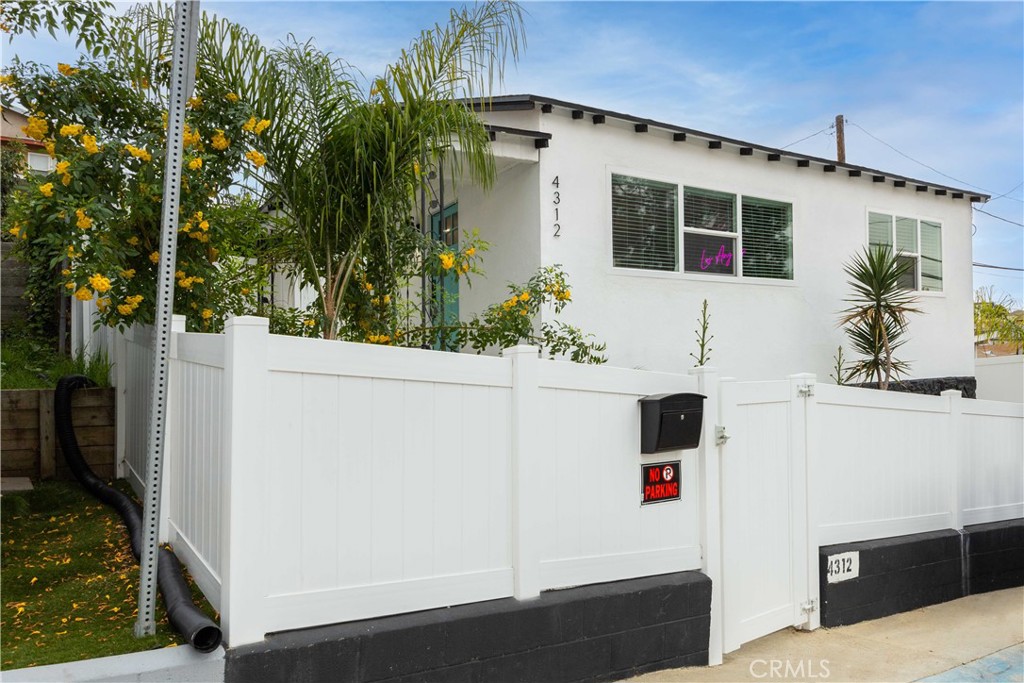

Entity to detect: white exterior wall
[975,355,1024,403]
[459,106,975,380]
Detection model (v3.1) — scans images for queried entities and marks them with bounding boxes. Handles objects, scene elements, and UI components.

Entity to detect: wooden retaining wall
[1,387,116,480]
[1,240,29,324]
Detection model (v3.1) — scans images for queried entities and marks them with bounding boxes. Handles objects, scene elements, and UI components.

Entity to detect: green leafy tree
[1,38,272,331]
[975,287,1024,355]
[0,0,113,56]
[838,245,920,389]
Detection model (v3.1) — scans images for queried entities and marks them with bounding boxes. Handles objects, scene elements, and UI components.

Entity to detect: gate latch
[797,384,815,398]
[801,599,818,614]
[715,425,730,446]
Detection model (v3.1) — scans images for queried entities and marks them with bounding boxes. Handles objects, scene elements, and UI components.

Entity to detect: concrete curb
[1,644,224,683]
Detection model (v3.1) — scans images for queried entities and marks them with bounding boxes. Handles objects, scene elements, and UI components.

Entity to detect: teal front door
[432,203,459,350]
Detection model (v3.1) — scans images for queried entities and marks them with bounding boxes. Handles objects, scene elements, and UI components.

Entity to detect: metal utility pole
[835,114,846,164]
[135,0,200,638]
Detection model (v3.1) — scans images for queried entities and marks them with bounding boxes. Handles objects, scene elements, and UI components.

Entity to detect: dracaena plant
[838,245,921,389]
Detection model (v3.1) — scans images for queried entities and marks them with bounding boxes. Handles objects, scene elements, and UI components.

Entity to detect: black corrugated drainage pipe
[55,375,222,653]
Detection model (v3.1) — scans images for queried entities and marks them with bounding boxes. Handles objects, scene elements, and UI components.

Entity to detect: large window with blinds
[868,211,942,291]
[612,173,793,280]
[611,174,677,271]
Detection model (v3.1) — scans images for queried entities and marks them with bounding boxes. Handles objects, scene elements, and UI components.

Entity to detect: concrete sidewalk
[631,587,1024,683]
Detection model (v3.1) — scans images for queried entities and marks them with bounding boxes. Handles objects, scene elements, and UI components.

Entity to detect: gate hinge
[801,599,818,614]
[715,425,730,446]
[797,384,815,398]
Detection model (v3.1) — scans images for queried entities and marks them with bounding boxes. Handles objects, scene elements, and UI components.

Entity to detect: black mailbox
[639,393,706,454]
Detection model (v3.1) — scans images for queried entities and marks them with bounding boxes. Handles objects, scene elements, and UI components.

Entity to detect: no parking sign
[641,461,681,505]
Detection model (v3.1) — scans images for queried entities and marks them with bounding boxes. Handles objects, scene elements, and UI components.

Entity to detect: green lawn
[1,480,216,670]
[0,328,111,390]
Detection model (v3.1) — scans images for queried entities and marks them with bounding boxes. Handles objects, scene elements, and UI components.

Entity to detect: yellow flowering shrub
[2,56,273,332]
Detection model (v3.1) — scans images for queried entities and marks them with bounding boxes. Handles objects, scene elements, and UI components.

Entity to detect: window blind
[611,174,677,271]
[920,220,942,291]
[895,216,918,253]
[684,187,735,232]
[868,212,893,246]
[741,197,793,280]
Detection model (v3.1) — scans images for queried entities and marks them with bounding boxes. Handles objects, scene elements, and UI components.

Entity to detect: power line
[974,261,1024,272]
[974,207,1024,228]
[988,181,1024,204]
[845,120,1012,197]
[839,120,983,192]
[780,124,833,151]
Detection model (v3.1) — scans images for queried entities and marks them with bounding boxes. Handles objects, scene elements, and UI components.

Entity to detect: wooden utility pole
[835,114,846,164]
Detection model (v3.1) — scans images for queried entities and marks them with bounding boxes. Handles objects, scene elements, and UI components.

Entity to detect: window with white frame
[612,174,793,280]
[26,152,55,172]
[611,174,677,271]
[868,211,942,291]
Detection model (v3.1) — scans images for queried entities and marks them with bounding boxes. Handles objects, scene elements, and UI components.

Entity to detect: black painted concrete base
[225,571,712,683]
[819,519,1024,627]
[966,519,1024,594]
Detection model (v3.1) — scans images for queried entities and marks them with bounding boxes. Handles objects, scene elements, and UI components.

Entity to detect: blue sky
[5,1,1022,302]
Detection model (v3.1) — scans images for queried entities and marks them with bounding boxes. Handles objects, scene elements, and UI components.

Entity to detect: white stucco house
[430,94,988,381]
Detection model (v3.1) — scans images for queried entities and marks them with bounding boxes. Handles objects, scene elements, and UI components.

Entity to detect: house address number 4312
[552,176,561,237]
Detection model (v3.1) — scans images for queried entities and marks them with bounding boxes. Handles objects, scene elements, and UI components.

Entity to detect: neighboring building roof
[0,105,44,149]
[470,94,990,202]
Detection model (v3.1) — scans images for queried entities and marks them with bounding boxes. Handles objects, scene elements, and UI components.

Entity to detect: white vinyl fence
[113,317,708,647]
[109,315,1023,660]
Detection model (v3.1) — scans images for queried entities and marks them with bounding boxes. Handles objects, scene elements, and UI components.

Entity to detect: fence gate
[719,378,814,653]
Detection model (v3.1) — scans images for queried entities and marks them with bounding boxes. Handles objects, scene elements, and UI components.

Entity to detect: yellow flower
[65,282,76,290]
[74,286,93,301]
[242,116,256,133]
[254,119,270,135]
[303,319,315,327]
[61,268,71,276]
[55,160,70,174]
[519,292,530,302]
[465,247,476,257]
[383,294,391,305]
[22,115,48,140]
[57,63,79,76]
[39,182,54,197]
[182,125,201,148]
[117,304,134,315]
[120,269,135,279]
[67,245,79,259]
[96,297,110,312]
[127,236,140,246]
[75,208,92,229]
[187,95,203,109]
[439,252,455,271]
[59,123,84,137]
[198,220,209,231]
[188,157,202,170]
[9,226,21,238]
[363,281,374,292]
[126,294,143,305]
[211,129,229,150]
[81,134,99,154]
[240,287,250,295]
[225,92,239,102]
[124,144,152,162]
[413,160,421,176]
[149,251,160,264]
[44,139,55,156]
[245,149,266,168]
[0,74,13,86]
[61,173,72,186]
[201,308,213,320]
[88,273,111,293]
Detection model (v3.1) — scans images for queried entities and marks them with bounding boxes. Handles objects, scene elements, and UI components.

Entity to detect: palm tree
[113,1,524,339]
[838,245,921,389]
